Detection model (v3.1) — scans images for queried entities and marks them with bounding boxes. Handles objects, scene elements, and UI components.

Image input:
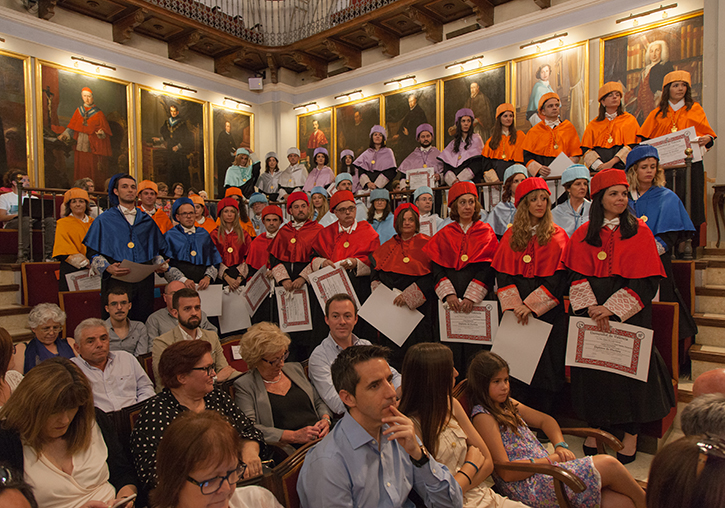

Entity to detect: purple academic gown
[438,133,485,185]
[354,148,397,190]
[398,147,443,175]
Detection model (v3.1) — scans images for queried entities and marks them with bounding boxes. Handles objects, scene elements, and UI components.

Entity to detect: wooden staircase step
[678,382,694,404]
[0,304,32,317]
[6,327,33,342]
[0,284,20,292]
[690,344,725,380]
[695,286,725,297]
[694,313,725,327]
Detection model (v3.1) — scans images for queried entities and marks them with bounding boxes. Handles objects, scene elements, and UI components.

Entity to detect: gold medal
[403,257,410,263]
[502,153,506,159]
[641,215,648,223]
[553,144,558,150]
[127,242,135,249]
[671,125,678,133]
[461,254,469,262]
[523,255,532,263]
[343,241,350,248]
[507,223,512,229]
[597,251,607,261]
[371,160,376,164]
[290,238,297,244]
[190,250,197,257]
[607,136,613,144]
[227,247,234,253]
[423,164,427,168]
[457,155,462,160]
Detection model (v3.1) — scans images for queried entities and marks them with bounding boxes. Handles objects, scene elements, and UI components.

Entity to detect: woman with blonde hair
[310,186,330,223]
[491,177,569,415]
[0,357,138,508]
[211,197,250,291]
[234,323,331,455]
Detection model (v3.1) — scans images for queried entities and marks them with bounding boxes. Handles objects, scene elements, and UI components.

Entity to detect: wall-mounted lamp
[163,82,198,95]
[616,3,677,26]
[520,33,568,51]
[384,75,417,89]
[223,97,252,109]
[0,37,5,43]
[334,90,364,101]
[445,55,484,72]
[71,56,116,73]
[294,102,320,113]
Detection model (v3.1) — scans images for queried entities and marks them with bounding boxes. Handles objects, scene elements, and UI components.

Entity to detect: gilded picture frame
[296,107,333,170]
[0,49,32,182]
[36,59,132,189]
[210,104,253,199]
[334,96,382,165]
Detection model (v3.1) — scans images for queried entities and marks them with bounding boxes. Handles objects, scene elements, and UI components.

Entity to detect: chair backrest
[137,352,155,387]
[220,335,249,373]
[59,290,102,338]
[273,438,321,508]
[453,378,470,415]
[21,262,60,306]
[112,399,149,453]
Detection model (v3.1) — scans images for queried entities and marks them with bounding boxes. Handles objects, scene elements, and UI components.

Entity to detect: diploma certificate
[439,300,499,344]
[113,260,157,283]
[407,168,435,190]
[65,270,101,291]
[309,265,361,310]
[642,126,702,168]
[565,317,652,382]
[359,285,424,346]
[243,267,272,316]
[419,218,437,237]
[218,290,252,334]
[275,286,313,332]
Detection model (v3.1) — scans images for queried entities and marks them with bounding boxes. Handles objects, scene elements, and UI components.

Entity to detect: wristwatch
[410,445,430,468]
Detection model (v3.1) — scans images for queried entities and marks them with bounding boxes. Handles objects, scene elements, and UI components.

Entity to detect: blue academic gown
[164,225,222,282]
[371,214,395,244]
[551,199,591,237]
[486,201,516,238]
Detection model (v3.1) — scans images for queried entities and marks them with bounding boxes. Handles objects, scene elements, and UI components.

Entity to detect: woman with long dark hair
[551,164,591,237]
[581,82,640,172]
[337,149,361,193]
[353,126,397,191]
[560,168,675,464]
[439,108,485,185]
[492,177,569,415]
[303,148,334,193]
[638,70,716,238]
[210,198,249,291]
[482,104,526,181]
[486,165,527,238]
[399,343,528,508]
[256,151,281,202]
[366,189,395,244]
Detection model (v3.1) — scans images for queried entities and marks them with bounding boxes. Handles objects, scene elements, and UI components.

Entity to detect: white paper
[439,300,499,344]
[65,270,101,291]
[275,286,313,332]
[231,345,243,360]
[546,152,574,201]
[219,290,252,334]
[641,126,702,167]
[565,317,653,382]
[491,311,552,385]
[419,218,437,237]
[359,285,424,346]
[198,284,223,317]
[112,260,157,283]
[407,168,435,190]
[243,267,272,316]
[309,264,361,310]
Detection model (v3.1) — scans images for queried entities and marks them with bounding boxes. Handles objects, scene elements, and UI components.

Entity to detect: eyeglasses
[261,351,289,366]
[177,212,195,217]
[191,364,216,376]
[37,325,62,334]
[336,206,356,214]
[0,465,13,485]
[187,463,246,495]
[696,434,725,477]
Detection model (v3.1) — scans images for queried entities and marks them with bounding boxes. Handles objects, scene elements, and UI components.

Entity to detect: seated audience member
[71,318,154,413]
[53,188,94,292]
[680,393,725,438]
[104,288,151,356]
[131,340,266,490]
[468,351,646,508]
[73,177,100,218]
[137,180,173,234]
[146,280,218,339]
[164,197,221,289]
[310,186,331,223]
[191,194,216,235]
[152,288,237,389]
[0,169,56,262]
[0,463,38,508]
[320,173,367,226]
[24,303,74,373]
[152,411,282,508]
[367,188,396,244]
[248,192,268,236]
[646,435,725,508]
[223,187,257,240]
[308,294,400,415]
[0,358,138,507]
[298,345,463,508]
[0,328,22,407]
[234,323,332,455]
[692,368,725,397]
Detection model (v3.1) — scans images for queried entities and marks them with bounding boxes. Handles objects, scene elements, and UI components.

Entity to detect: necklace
[263,373,283,384]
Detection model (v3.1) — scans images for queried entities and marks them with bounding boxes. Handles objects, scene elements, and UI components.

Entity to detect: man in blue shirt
[298,344,463,508]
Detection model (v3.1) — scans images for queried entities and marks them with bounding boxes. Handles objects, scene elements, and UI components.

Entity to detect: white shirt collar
[265,230,278,239]
[420,146,432,153]
[545,118,561,128]
[501,128,510,136]
[605,112,618,121]
[670,99,685,111]
[119,204,136,215]
[292,220,307,230]
[179,326,202,341]
[603,217,620,229]
[338,221,358,234]
[182,225,196,234]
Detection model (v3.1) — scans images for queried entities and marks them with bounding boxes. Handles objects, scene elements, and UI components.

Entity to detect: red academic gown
[492,226,569,410]
[560,220,674,428]
[522,120,582,174]
[210,228,249,283]
[66,105,113,182]
[245,233,275,324]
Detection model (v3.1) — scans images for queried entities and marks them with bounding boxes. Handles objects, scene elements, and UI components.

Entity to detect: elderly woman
[131,340,266,491]
[224,148,261,198]
[551,164,592,237]
[234,323,331,455]
[53,188,95,291]
[0,357,138,508]
[0,328,22,407]
[152,411,282,508]
[24,303,74,373]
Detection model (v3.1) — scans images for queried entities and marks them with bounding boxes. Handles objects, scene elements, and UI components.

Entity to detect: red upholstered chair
[137,352,155,387]
[220,335,249,373]
[272,438,321,508]
[59,289,102,338]
[111,399,149,453]
[21,262,60,306]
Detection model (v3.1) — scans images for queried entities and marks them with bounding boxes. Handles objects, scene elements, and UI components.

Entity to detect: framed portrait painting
[297,108,333,168]
[442,63,507,147]
[513,42,589,136]
[37,60,132,189]
[335,96,381,164]
[601,12,703,124]
[0,50,31,180]
[384,81,438,167]
[136,85,208,195]
[210,105,253,198]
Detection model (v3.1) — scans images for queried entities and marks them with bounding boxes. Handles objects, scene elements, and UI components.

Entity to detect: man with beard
[151,287,239,389]
[397,123,443,185]
[103,287,151,356]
